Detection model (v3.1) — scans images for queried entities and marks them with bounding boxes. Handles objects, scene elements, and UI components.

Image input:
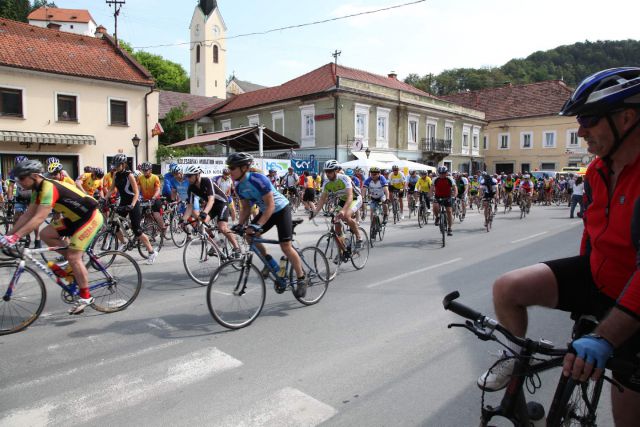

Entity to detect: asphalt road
[1,203,614,427]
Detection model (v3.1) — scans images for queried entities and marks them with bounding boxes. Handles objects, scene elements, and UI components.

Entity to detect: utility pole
[332,50,341,160]
[106,0,126,47]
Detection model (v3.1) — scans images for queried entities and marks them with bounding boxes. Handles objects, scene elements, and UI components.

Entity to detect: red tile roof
[158,90,224,119]
[179,63,436,121]
[28,7,95,24]
[0,18,154,87]
[440,81,573,121]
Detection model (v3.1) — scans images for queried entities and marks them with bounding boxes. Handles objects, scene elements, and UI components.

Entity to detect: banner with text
[162,157,291,177]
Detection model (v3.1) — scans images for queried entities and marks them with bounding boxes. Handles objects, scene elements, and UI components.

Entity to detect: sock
[79,288,91,299]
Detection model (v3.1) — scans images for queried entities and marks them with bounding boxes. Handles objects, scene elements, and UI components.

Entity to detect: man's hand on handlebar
[563,334,614,382]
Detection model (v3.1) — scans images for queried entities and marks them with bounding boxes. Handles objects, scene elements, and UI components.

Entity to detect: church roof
[158,91,224,119]
[198,0,217,16]
[228,77,268,94]
[28,7,96,24]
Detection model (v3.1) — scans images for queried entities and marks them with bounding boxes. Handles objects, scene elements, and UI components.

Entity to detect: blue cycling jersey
[235,172,288,213]
[162,173,176,197]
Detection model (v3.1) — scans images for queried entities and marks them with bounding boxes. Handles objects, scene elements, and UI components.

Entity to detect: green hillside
[405,39,640,96]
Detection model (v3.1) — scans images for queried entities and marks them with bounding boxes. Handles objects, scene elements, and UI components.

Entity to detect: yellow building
[442,81,589,174]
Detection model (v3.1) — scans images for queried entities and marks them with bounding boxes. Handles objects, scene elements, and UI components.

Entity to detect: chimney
[46,22,61,31]
[95,25,107,38]
[388,71,398,80]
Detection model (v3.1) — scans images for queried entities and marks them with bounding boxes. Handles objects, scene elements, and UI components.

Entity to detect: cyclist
[407,170,420,213]
[415,170,432,213]
[454,172,469,220]
[301,170,316,213]
[518,174,534,213]
[502,174,515,211]
[0,160,103,314]
[480,172,497,227]
[431,166,457,236]
[214,168,236,223]
[182,165,241,258]
[363,166,389,224]
[468,175,480,210]
[227,153,306,297]
[46,162,75,186]
[161,162,179,201]
[312,160,363,249]
[104,154,158,264]
[388,165,406,220]
[7,155,41,248]
[76,167,104,199]
[46,156,71,181]
[138,162,165,234]
[478,68,640,426]
[280,167,298,199]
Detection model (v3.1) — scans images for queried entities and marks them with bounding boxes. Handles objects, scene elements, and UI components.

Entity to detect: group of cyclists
[1,66,639,425]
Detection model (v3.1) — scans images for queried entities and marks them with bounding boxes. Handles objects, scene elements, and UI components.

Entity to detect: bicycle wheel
[138,221,164,259]
[170,216,189,248]
[369,216,378,247]
[439,213,446,247]
[315,232,340,281]
[90,230,122,268]
[417,206,424,228]
[88,251,142,313]
[183,236,223,285]
[292,247,329,305]
[547,376,603,427]
[393,199,400,224]
[207,259,266,329]
[350,228,369,270]
[0,263,46,335]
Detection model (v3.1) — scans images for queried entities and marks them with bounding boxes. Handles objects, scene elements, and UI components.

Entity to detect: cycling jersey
[78,173,103,196]
[407,175,419,191]
[188,177,227,206]
[235,172,288,213]
[388,172,406,190]
[504,180,515,192]
[432,176,455,198]
[480,177,498,197]
[162,172,176,198]
[214,175,234,197]
[114,170,137,206]
[456,177,468,194]
[138,174,160,200]
[582,156,640,317]
[415,176,432,193]
[519,180,533,194]
[364,176,388,199]
[281,173,298,188]
[322,173,360,201]
[32,178,98,223]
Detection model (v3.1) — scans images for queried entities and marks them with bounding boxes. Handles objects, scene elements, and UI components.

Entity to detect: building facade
[189,0,227,99]
[27,7,97,37]
[0,18,158,178]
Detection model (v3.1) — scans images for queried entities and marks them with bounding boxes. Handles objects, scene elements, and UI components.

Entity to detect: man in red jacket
[476,68,640,426]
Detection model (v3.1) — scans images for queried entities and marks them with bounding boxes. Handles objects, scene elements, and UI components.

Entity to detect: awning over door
[0,131,96,145]
[169,126,299,152]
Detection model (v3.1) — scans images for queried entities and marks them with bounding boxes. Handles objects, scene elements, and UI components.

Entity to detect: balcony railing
[421,138,452,154]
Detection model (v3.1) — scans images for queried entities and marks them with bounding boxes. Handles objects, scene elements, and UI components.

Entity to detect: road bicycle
[483,197,495,232]
[315,212,370,281]
[443,291,639,426]
[417,193,430,228]
[407,193,417,219]
[434,197,449,247]
[503,191,514,214]
[140,200,166,244]
[390,190,401,223]
[453,197,465,223]
[519,193,531,219]
[206,220,329,329]
[369,201,386,246]
[0,240,141,335]
[0,200,15,234]
[91,204,163,260]
[284,187,301,213]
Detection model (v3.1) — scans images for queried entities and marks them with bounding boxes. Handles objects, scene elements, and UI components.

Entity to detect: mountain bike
[390,190,401,223]
[434,197,449,247]
[442,291,639,427]
[369,201,386,246]
[315,212,370,280]
[519,193,530,219]
[483,196,495,232]
[0,241,141,335]
[417,192,430,228]
[206,221,329,329]
[408,193,417,219]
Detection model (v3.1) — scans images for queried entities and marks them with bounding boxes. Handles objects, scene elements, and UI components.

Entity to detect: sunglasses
[576,114,603,128]
[185,174,196,178]
[371,172,380,175]
[227,165,240,171]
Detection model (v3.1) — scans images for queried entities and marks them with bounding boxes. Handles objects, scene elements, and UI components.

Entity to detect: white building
[28,7,97,37]
[189,0,227,99]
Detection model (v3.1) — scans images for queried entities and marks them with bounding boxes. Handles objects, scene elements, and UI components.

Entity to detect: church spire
[199,0,217,16]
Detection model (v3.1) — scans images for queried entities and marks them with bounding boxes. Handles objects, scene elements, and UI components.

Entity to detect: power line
[132,0,426,50]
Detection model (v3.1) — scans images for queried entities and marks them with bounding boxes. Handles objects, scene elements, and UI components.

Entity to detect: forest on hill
[405,39,640,95]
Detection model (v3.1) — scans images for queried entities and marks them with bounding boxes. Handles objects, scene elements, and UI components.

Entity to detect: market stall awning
[169,126,299,151]
[0,131,96,145]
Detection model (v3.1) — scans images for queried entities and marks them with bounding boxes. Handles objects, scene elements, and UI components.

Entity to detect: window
[271,110,284,134]
[196,45,200,63]
[0,87,23,117]
[499,133,510,149]
[543,131,556,148]
[444,123,453,142]
[520,132,533,149]
[483,135,488,150]
[213,45,219,63]
[426,118,437,144]
[376,107,390,148]
[57,94,77,121]
[541,162,556,170]
[408,113,419,146]
[247,114,259,126]
[109,99,128,126]
[300,104,315,147]
[355,103,371,147]
[472,134,478,149]
[521,163,530,174]
[567,130,580,147]
[461,125,470,155]
[220,119,231,131]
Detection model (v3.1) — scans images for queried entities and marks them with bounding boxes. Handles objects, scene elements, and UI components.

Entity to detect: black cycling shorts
[303,188,315,202]
[544,255,640,392]
[252,205,293,243]
[210,200,229,222]
[434,197,452,208]
[119,204,143,237]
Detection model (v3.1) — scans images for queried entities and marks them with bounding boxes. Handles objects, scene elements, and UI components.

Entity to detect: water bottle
[47,261,67,278]
[278,256,287,277]
[264,254,279,274]
[64,264,75,283]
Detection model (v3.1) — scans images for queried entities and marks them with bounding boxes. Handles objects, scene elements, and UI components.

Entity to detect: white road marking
[217,387,337,427]
[511,231,548,243]
[367,258,462,288]
[0,347,242,426]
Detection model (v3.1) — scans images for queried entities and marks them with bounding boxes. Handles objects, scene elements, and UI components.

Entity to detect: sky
[51,0,640,87]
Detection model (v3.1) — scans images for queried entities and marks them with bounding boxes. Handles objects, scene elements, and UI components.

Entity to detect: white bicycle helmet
[324,160,340,171]
[183,165,202,175]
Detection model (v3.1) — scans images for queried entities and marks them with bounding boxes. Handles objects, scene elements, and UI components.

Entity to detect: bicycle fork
[234,253,252,296]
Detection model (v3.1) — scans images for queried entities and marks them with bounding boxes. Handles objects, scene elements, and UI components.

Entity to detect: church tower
[189,0,227,98]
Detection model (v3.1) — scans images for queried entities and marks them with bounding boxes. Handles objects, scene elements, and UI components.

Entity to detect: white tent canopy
[352,151,400,163]
[383,159,436,172]
[340,158,389,170]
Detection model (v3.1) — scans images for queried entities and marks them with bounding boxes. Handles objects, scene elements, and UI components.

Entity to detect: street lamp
[131,134,141,168]
[365,147,371,159]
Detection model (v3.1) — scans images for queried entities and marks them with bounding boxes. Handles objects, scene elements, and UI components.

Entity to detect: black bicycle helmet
[226,152,254,167]
[437,166,448,174]
[12,160,43,178]
[93,168,104,178]
[113,153,128,165]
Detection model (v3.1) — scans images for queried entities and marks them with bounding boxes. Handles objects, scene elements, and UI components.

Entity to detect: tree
[0,0,55,22]
[120,41,190,93]
[160,104,189,145]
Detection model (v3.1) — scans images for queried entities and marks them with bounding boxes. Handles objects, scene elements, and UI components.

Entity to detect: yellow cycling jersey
[415,176,432,193]
[138,173,160,200]
[78,173,103,196]
[389,172,406,190]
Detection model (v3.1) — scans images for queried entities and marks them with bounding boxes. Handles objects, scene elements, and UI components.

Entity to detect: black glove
[248,223,263,234]
[231,224,245,234]
[199,211,209,221]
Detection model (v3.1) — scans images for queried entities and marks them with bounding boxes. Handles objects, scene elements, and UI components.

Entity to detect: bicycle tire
[439,212,447,247]
[0,263,46,335]
[417,206,424,228]
[350,228,369,270]
[547,376,603,427]
[183,236,223,285]
[170,216,189,248]
[369,218,377,247]
[315,232,340,281]
[292,247,329,305]
[89,251,142,313]
[207,259,266,329]
[138,221,164,259]
[90,230,122,268]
